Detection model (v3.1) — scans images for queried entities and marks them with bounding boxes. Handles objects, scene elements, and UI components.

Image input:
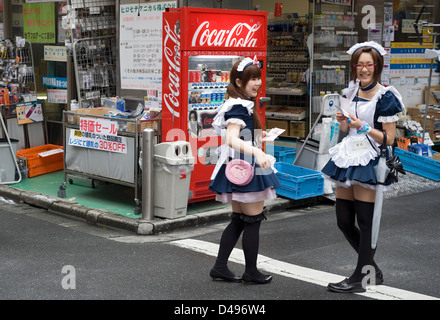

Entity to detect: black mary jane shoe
[210,268,242,283]
[327,278,366,293]
[242,272,273,285]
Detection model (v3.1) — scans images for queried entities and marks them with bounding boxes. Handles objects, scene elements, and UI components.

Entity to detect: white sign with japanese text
[44,45,67,62]
[119,1,176,91]
[47,89,67,103]
[68,117,128,154]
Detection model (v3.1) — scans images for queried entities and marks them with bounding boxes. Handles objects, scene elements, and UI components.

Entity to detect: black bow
[385,155,406,184]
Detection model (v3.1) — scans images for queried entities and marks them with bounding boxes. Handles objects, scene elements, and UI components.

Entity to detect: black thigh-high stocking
[336,198,358,249]
[335,198,380,273]
[348,200,376,283]
[212,213,244,276]
[242,213,266,279]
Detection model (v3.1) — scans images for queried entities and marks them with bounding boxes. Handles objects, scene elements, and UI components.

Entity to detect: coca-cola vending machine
[162,7,267,203]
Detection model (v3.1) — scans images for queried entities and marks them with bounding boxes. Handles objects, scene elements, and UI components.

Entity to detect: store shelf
[265,14,309,139]
[266,86,306,96]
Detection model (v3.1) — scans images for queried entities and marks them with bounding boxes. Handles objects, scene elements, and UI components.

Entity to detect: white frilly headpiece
[347,41,387,56]
[237,55,259,72]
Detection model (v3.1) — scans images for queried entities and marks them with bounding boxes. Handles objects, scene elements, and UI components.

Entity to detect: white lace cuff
[378,115,399,123]
[224,118,246,128]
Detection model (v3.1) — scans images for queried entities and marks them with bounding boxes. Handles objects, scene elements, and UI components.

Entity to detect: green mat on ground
[9,170,228,219]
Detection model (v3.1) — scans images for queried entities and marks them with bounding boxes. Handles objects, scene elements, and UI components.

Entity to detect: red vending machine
[162,7,267,203]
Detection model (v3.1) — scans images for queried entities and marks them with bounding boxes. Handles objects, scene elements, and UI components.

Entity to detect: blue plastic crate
[274,162,324,200]
[267,145,296,164]
[395,148,440,181]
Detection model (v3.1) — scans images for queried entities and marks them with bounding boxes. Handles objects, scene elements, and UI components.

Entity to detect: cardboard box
[433,152,440,162]
[410,105,440,119]
[289,120,307,138]
[407,106,421,119]
[424,85,440,105]
[266,119,290,137]
[65,107,116,125]
[414,115,435,137]
[126,118,160,134]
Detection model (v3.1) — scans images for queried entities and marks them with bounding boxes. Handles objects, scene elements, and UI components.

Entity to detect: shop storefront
[0,0,439,215]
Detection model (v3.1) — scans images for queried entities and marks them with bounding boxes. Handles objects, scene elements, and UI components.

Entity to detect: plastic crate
[274,162,324,200]
[394,147,440,181]
[267,145,296,164]
[16,144,63,178]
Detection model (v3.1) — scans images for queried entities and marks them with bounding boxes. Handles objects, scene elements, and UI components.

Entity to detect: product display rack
[0,39,37,103]
[265,14,309,139]
[62,110,143,213]
[0,38,43,151]
[68,0,117,108]
[310,1,356,125]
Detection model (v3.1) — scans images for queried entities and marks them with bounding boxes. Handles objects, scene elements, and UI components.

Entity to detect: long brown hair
[226,60,262,131]
[350,47,384,83]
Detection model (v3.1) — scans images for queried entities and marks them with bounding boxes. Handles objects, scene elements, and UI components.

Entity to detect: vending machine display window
[188,55,243,139]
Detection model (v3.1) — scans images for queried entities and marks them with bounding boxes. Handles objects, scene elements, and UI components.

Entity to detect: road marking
[171,239,439,301]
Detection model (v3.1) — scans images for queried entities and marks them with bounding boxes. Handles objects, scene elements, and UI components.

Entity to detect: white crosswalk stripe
[171,238,439,300]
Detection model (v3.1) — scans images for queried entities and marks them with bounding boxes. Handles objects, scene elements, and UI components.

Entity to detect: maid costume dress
[209,97,281,203]
[321,79,404,190]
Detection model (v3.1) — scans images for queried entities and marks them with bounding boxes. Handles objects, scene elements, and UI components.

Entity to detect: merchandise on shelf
[0,38,37,110]
[265,13,309,138]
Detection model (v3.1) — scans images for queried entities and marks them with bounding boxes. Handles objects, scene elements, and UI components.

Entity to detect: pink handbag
[225,159,255,186]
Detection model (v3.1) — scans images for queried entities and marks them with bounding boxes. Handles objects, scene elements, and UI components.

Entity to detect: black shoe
[242,272,273,284]
[327,278,366,293]
[375,270,384,285]
[210,268,242,283]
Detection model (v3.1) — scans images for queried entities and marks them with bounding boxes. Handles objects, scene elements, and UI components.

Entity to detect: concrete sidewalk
[0,184,317,235]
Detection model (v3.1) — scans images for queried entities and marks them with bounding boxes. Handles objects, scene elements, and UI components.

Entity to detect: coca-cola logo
[163,19,181,118]
[200,112,215,129]
[191,21,261,48]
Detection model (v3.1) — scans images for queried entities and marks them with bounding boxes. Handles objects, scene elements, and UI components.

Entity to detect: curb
[0,184,318,235]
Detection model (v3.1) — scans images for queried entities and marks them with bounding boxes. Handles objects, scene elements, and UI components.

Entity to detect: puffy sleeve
[224,104,252,128]
[377,91,403,123]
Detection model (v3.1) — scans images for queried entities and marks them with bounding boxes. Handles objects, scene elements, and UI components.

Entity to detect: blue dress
[209,98,280,202]
[321,81,404,190]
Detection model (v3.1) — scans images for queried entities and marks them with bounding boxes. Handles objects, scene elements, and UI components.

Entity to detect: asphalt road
[1,188,439,308]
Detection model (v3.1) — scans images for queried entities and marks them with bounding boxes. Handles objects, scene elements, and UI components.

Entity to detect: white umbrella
[372,140,406,249]
[371,154,390,249]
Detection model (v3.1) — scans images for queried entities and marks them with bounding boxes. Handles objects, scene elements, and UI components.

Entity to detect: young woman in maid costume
[321,41,404,293]
[208,56,280,284]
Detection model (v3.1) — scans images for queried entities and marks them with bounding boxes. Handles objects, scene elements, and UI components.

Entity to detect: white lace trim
[378,115,399,123]
[329,136,379,168]
[323,173,395,192]
[215,188,277,203]
[346,41,387,56]
[212,98,254,135]
[342,80,405,118]
[224,118,246,128]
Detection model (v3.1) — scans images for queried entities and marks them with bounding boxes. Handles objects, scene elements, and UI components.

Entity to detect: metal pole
[142,128,154,221]
[423,34,437,144]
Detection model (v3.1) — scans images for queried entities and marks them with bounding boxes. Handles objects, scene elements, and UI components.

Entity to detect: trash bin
[153,141,194,219]
[0,138,19,183]
[294,138,320,170]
